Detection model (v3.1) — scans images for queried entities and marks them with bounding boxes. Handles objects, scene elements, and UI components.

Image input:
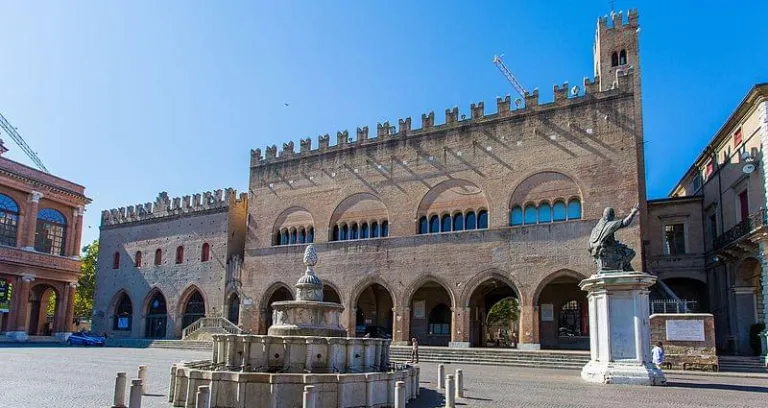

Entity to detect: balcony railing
[713,209,767,252]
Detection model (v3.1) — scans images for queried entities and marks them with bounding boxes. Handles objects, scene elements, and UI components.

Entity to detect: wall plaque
[666,319,705,342]
[541,304,554,322]
[413,300,425,319]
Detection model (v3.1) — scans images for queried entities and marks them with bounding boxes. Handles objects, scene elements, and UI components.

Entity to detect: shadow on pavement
[667,381,768,393]
[407,387,487,407]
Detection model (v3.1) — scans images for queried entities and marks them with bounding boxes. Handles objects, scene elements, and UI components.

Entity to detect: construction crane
[0,112,49,173]
[493,55,528,99]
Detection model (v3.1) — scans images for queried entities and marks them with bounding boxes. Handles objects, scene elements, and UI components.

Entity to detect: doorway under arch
[409,281,453,346]
[536,274,588,350]
[181,290,206,329]
[227,293,240,324]
[355,283,393,338]
[113,292,133,332]
[467,278,519,347]
[145,291,168,338]
[264,286,293,331]
[28,284,59,336]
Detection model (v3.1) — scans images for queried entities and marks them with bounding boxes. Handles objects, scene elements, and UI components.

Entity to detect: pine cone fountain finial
[296,244,322,301]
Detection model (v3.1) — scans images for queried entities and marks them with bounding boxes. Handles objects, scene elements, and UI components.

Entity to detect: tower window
[619,49,627,65]
[611,52,619,67]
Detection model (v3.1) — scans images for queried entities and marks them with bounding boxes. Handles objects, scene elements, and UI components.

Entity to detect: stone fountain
[169,244,419,408]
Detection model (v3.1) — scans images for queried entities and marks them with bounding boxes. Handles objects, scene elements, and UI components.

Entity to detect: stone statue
[588,204,639,272]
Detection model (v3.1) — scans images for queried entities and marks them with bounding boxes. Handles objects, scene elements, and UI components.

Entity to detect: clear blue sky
[1,1,767,249]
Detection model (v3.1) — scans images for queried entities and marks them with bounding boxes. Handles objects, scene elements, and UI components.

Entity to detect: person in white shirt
[652,342,665,368]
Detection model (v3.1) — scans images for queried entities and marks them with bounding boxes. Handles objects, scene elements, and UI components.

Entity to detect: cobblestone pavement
[1,347,767,407]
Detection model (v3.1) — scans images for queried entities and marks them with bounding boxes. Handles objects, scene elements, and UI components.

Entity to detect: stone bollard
[437,364,445,389]
[112,372,127,408]
[128,379,142,408]
[195,385,210,408]
[455,369,464,398]
[137,365,147,395]
[445,375,455,408]
[302,385,317,408]
[168,365,177,403]
[394,381,406,408]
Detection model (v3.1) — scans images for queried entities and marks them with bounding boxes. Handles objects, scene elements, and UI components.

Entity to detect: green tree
[74,240,98,318]
[486,297,519,327]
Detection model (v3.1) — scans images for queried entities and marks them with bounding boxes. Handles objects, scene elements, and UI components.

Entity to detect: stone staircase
[106,338,212,350]
[718,356,768,373]
[181,317,241,340]
[389,346,590,370]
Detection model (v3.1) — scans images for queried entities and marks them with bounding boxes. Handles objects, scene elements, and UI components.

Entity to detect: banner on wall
[0,278,11,313]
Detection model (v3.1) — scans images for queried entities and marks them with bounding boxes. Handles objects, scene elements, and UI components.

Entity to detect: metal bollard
[445,375,455,408]
[195,385,210,408]
[394,381,406,408]
[128,379,142,408]
[437,364,445,389]
[168,365,177,403]
[137,365,147,395]
[112,372,127,408]
[302,385,317,408]
[455,369,464,398]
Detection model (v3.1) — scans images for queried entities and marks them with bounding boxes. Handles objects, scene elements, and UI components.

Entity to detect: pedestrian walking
[410,338,419,364]
[652,342,665,368]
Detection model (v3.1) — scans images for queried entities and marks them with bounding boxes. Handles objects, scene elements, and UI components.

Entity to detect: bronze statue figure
[588,205,639,272]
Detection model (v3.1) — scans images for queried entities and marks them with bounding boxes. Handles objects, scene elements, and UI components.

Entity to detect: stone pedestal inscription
[665,320,705,342]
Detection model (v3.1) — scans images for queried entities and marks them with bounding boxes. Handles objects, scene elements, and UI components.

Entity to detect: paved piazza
[1,347,767,407]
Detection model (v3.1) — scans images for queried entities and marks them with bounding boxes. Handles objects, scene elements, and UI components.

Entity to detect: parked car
[67,331,105,346]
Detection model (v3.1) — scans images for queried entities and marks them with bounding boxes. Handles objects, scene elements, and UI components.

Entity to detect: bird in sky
[284,103,290,107]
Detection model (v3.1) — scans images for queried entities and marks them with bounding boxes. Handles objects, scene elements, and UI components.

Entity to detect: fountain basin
[268,300,346,337]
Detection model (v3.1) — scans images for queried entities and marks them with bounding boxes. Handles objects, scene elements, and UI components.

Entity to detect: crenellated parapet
[101,188,246,227]
[598,9,639,31]
[251,69,637,166]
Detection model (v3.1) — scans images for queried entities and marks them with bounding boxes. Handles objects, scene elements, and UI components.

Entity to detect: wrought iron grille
[713,209,767,251]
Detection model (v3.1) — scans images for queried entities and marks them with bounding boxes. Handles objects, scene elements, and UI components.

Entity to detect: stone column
[392,306,409,344]
[347,308,357,337]
[758,240,768,364]
[450,307,470,347]
[53,282,70,335]
[64,283,77,332]
[517,303,540,350]
[22,191,43,251]
[67,206,84,258]
[9,275,34,341]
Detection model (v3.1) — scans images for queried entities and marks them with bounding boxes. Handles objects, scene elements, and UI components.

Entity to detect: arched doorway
[323,285,342,304]
[355,283,393,338]
[467,278,519,347]
[112,292,133,333]
[181,290,206,329]
[227,293,240,324]
[145,291,168,338]
[409,281,453,346]
[536,274,588,350]
[28,284,59,336]
[265,286,293,331]
[732,258,761,355]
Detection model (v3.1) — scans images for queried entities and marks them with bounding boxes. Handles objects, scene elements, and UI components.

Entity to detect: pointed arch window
[553,201,567,222]
[478,210,488,229]
[154,249,162,266]
[509,206,523,226]
[350,223,359,240]
[619,49,627,65]
[281,230,289,245]
[418,217,428,234]
[290,229,298,245]
[298,228,306,244]
[465,212,476,230]
[441,214,452,232]
[340,224,349,240]
[381,221,389,237]
[113,293,133,331]
[112,252,120,269]
[611,51,619,67]
[567,199,582,220]
[35,208,67,256]
[135,251,142,267]
[0,193,19,247]
[175,246,184,264]
[429,215,440,233]
[453,213,464,231]
[201,243,210,262]
[371,222,380,238]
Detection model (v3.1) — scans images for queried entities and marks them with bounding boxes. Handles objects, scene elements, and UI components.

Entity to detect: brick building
[92,189,247,339]
[0,140,90,341]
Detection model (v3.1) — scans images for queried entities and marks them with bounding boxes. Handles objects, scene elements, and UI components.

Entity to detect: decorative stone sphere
[303,244,318,267]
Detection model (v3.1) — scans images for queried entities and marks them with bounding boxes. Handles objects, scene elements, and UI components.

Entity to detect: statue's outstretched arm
[621,204,640,228]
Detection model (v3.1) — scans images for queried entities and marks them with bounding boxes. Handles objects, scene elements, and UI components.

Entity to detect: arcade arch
[354,283,394,338]
[464,274,520,347]
[144,290,168,339]
[408,279,454,346]
[534,272,589,350]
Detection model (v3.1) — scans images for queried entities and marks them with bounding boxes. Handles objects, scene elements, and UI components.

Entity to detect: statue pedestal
[579,271,666,386]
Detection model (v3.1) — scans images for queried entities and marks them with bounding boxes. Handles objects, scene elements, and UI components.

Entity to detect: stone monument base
[5,331,29,342]
[581,360,666,385]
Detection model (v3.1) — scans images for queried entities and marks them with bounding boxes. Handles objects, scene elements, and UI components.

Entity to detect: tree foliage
[486,297,519,326]
[74,240,98,318]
